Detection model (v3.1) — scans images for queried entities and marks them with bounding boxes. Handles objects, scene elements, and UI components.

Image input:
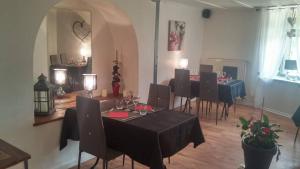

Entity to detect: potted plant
[239,115,282,169]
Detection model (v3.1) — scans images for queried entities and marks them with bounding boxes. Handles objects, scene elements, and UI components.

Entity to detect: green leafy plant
[239,115,282,161]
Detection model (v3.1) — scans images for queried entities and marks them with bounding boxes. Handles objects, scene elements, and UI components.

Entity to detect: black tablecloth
[60,109,205,169]
[169,79,246,107]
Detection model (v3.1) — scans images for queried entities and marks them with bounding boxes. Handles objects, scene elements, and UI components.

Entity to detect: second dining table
[169,78,246,107]
[60,106,205,169]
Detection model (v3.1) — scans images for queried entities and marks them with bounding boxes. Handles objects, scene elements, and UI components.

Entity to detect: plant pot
[112,83,120,96]
[242,141,277,169]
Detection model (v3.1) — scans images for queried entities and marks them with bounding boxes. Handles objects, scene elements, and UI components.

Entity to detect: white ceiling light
[232,0,254,8]
[194,0,226,9]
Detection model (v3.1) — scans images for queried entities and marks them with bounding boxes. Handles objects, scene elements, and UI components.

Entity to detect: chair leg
[77,151,82,169]
[103,160,105,169]
[106,161,108,169]
[196,99,200,117]
[201,100,204,113]
[122,154,125,166]
[225,104,229,119]
[172,95,176,110]
[216,106,218,125]
[216,103,219,118]
[131,159,134,169]
[180,97,183,112]
[295,128,300,144]
[221,104,226,120]
[202,100,206,118]
[183,98,188,112]
[205,101,209,115]
[91,157,99,169]
[234,99,237,117]
[188,98,191,113]
[168,157,171,164]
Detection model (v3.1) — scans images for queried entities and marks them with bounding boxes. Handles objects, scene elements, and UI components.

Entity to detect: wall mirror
[48,8,92,92]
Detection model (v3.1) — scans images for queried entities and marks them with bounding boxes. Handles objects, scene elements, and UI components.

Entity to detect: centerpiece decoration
[239,115,282,169]
[135,104,153,116]
[112,51,121,96]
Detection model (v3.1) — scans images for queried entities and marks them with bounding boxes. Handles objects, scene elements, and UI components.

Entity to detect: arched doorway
[33,0,139,96]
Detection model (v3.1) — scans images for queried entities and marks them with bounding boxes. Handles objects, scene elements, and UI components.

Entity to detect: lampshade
[179,58,188,69]
[83,74,97,91]
[285,60,298,70]
[54,69,67,85]
[80,44,91,57]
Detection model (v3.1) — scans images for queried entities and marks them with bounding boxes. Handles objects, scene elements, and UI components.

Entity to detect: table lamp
[83,74,97,98]
[54,68,67,97]
[179,58,188,69]
[285,60,298,80]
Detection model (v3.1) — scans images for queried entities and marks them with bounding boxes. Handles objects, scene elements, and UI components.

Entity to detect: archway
[33,0,139,96]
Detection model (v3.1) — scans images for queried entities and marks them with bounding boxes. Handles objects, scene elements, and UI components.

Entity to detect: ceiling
[171,0,300,9]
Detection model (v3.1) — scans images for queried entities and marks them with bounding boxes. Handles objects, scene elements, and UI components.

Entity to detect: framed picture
[168,20,186,51]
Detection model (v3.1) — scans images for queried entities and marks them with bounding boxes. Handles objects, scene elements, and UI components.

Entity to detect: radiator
[201,58,248,81]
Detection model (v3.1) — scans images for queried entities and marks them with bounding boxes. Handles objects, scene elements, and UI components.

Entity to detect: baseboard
[52,153,93,169]
[263,107,292,118]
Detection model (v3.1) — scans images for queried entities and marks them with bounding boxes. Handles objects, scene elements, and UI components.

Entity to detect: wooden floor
[70,103,300,169]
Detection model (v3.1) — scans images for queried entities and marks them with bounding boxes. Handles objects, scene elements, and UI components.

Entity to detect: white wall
[33,16,49,81]
[56,9,91,63]
[202,8,300,117]
[47,9,58,56]
[111,0,204,101]
[158,1,204,84]
[0,0,205,169]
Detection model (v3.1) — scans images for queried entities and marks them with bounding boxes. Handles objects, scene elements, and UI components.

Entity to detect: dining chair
[147,83,172,164]
[200,64,213,73]
[223,66,239,116]
[173,69,192,113]
[147,83,171,110]
[292,106,300,144]
[99,99,133,167]
[76,96,132,169]
[197,72,220,125]
[60,53,69,65]
[223,66,238,80]
[50,55,62,65]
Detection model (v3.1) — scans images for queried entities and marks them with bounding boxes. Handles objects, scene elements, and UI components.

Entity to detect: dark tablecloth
[169,79,246,107]
[60,109,205,169]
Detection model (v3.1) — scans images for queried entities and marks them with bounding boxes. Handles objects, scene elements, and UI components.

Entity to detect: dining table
[60,106,205,169]
[169,77,246,107]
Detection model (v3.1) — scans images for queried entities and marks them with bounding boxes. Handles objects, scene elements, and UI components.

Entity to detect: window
[258,7,300,82]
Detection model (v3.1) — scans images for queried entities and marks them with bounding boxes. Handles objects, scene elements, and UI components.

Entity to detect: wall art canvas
[168,20,186,51]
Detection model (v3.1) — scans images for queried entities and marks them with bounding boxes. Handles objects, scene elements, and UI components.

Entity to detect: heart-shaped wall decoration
[288,17,296,27]
[72,20,91,41]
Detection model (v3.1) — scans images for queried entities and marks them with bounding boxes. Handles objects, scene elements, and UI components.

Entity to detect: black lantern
[34,74,55,116]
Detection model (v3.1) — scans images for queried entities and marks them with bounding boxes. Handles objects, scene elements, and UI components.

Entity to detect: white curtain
[295,8,300,74]
[253,8,300,107]
[258,8,289,80]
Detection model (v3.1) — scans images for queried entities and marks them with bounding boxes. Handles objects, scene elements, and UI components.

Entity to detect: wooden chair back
[199,72,218,102]
[174,69,191,97]
[147,83,171,110]
[50,55,61,65]
[76,96,106,158]
[200,64,213,73]
[223,66,238,80]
